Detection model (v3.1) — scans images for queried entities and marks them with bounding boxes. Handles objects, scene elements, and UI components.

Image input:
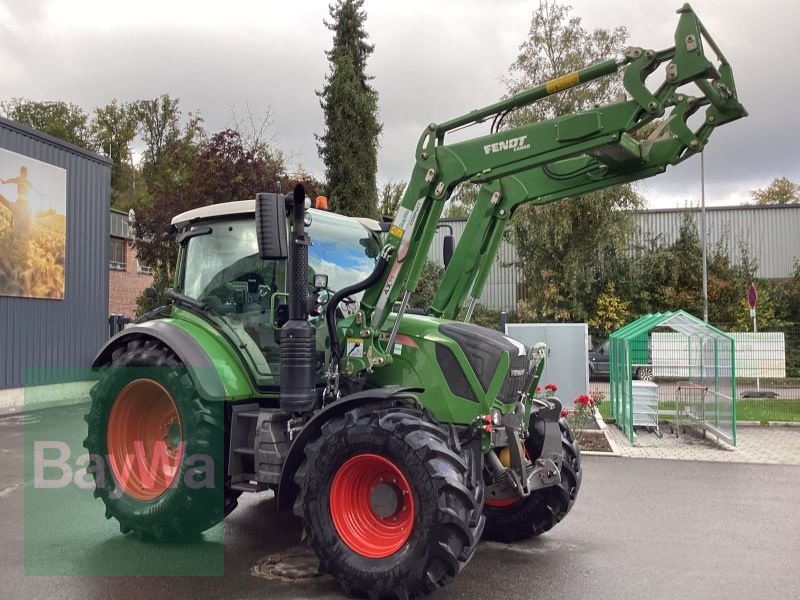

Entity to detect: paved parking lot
[2,405,799,599]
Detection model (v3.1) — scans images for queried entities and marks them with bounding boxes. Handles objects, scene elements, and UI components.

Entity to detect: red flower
[574,394,592,408]
[560,409,569,418]
[545,383,558,392]
[536,386,542,393]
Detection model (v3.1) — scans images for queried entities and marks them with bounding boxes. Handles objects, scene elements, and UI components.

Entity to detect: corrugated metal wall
[429,219,520,312]
[430,205,800,312]
[631,205,800,279]
[0,118,111,389]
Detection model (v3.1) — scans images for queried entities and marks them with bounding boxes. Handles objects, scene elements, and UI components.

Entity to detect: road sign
[747,282,757,310]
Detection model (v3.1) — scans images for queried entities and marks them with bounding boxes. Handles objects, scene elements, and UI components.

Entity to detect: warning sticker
[389,224,405,238]
[393,343,403,356]
[545,71,580,95]
[346,338,364,358]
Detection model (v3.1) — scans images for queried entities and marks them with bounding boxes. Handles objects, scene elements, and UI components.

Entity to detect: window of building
[137,258,153,275]
[110,238,127,270]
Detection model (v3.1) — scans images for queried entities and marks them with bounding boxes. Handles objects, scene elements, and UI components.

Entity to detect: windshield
[180,213,379,385]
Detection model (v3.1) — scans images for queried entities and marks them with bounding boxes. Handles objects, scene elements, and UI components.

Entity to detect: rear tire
[295,404,484,599]
[84,337,230,541]
[482,418,581,543]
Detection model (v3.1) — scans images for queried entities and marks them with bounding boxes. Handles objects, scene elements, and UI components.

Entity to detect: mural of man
[0,165,33,236]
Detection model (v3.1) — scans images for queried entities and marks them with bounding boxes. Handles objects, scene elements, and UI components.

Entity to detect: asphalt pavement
[1,404,799,599]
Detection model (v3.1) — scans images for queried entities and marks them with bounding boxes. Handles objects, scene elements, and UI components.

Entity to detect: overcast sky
[1,0,796,208]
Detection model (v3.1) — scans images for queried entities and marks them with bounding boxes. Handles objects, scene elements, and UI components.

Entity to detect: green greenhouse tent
[609,310,736,446]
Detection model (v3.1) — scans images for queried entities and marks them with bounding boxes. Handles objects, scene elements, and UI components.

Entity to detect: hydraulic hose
[326,248,391,364]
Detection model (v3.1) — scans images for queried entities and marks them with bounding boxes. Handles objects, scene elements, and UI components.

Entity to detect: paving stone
[604,422,800,464]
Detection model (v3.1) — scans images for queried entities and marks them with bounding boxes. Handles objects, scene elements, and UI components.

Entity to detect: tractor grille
[438,322,533,406]
[497,353,531,405]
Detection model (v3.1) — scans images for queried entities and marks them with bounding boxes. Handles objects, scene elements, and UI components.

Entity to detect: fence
[592,322,800,425]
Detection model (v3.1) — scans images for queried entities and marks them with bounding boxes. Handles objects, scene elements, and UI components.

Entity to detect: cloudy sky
[0,0,795,208]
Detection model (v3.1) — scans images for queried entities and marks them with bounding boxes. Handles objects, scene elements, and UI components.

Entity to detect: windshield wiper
[176,226,212,245]
[165,288,207,312]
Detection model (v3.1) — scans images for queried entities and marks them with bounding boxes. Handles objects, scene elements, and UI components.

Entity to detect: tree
[135,95,182,179]
[514,185,642,322]
[749,177,800,205]
[317,0,381,219]
[588,282,630,335]
[92,100,140,209]
[504,1,627,122]
[284,166,326,201]
[378,180,406,218]
[1,98,96,150]
[194,129,284,205]
[131,124,286,288]
[409,260,444,310]
[504,1,640,322]
[130,117,205,276]
[445,183,481,218]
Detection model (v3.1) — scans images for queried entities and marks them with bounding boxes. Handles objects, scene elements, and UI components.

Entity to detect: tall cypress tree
[317,0,381,219]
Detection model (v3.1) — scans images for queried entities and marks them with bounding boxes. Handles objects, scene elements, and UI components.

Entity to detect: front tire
[84,337,229,541]
[482,419,582,543]
[295,404,484,598]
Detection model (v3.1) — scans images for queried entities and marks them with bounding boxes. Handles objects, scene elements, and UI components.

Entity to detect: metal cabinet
[505,323,589,406]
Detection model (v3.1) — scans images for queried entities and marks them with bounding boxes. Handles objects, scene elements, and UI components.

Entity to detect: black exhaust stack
[279,184,317,413]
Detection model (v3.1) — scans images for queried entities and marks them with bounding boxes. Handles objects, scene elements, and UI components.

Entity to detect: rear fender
[276,386,421,512]
[92,320,251,401]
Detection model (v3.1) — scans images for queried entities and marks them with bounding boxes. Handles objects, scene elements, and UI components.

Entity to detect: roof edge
[0,116,112,166]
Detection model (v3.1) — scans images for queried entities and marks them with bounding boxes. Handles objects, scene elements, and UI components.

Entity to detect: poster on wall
[0,147,67,300]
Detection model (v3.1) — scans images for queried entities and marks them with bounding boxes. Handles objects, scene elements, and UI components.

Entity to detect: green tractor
[85,5,745,597]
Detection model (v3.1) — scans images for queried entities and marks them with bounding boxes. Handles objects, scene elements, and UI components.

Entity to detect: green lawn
[597,399,800,423]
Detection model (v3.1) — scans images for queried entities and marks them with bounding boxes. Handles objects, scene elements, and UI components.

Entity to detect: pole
[752,307,760,392]
[701,152,709,323]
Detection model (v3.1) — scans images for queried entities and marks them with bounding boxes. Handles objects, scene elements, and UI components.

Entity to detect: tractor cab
[170,201,382,388]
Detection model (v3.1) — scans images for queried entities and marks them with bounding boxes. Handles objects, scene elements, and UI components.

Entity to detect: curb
[0,381,94,418]
[737,421,800,428]
[579,409,621,457]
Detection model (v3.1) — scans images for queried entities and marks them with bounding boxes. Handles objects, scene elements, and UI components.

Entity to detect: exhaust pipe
[279,184,317,413]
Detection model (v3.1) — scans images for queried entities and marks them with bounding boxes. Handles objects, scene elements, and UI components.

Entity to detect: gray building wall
[0,118,111,389]
[429,222,520,312]
[631,205,800,279]
[431,204,800,312]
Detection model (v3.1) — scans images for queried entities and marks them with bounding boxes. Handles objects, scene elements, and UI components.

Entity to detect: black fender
[276,386,422,512]
[92,320,227,401]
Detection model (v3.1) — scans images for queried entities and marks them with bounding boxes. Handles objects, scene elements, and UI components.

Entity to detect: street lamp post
[701,152,708,323]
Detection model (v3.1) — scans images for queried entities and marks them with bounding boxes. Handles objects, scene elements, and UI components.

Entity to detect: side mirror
[255,192,288,260]
[443,235,454,268]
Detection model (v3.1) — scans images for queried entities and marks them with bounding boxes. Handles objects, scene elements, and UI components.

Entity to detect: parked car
[588,340,653,381]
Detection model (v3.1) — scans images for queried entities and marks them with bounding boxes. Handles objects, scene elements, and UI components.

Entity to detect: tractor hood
[371,314,539,420]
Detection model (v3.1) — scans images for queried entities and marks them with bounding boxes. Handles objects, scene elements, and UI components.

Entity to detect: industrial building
[429,204,800,312]
[0,117,110,390]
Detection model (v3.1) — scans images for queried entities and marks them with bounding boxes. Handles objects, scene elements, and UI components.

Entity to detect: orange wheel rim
[106,379,183,501]
[329,454,415,558]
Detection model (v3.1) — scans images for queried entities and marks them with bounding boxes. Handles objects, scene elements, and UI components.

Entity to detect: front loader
[85,5,745,598]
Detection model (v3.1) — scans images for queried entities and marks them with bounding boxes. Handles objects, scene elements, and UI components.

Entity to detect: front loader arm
[341,3,745,377]
[429,117,703,321]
